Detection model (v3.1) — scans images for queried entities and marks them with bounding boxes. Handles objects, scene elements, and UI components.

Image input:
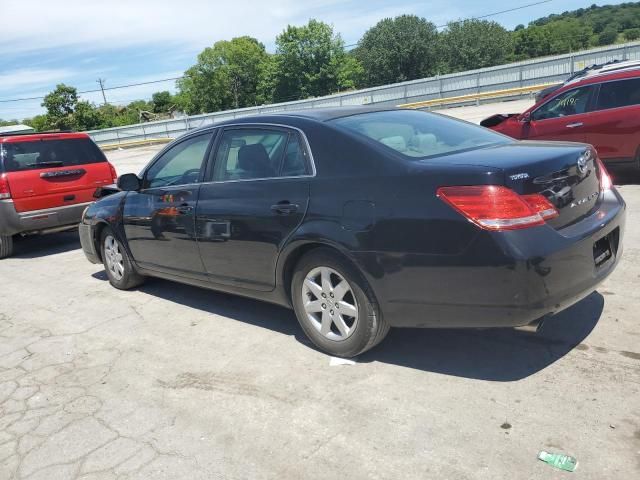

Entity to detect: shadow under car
[92,274,604,382]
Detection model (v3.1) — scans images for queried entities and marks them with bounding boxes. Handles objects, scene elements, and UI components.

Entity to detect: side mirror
[520,112,532,123]
[117,173,141,192]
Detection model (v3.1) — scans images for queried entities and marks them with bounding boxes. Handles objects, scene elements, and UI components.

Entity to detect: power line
[344,0,553,48]
[0,76,182,104]
[436,0,553,28]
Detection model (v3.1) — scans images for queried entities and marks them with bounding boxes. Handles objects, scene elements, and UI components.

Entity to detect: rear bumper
[357,189,626,328]
[0,200,91,236]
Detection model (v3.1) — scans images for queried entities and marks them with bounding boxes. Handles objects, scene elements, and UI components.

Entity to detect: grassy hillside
[513,2,640,59]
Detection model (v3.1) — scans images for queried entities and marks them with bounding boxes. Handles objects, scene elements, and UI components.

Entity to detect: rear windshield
[0,138,106,172]
[331,110,511,159]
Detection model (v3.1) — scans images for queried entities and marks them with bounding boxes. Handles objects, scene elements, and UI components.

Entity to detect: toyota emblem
[577,151,590,175]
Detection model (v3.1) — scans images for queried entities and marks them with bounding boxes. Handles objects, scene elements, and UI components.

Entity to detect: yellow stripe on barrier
[99,137,173,151]
[398,83,558,109]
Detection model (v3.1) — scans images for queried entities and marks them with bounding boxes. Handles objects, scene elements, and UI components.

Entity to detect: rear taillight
[596,157,612,191]
[0,174,11,200]
[521,194,559,221]
[108,163,118,184]
[437,185,559,231]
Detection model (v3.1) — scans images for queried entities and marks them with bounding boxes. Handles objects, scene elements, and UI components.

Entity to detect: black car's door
[122,131,215,275]
[196,126,312,291]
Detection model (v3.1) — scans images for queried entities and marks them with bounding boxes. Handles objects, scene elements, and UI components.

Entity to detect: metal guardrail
[398,83,555,109]
[88,41,640,146]
[99,137,172,151]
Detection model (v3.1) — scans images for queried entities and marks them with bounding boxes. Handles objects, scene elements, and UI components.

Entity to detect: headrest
[237,143,273,178]
[379,136,407,152]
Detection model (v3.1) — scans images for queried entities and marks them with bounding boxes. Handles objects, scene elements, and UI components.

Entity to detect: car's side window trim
[531,84,597,122]
[139,129,217,191]
[593,76,640,112]
[202,123,316,184]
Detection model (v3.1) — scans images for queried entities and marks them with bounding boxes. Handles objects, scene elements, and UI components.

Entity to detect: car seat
[236,144,275,179]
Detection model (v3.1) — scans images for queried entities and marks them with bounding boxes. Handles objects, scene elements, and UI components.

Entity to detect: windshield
[331,110,511,159]
[0,138,107,172]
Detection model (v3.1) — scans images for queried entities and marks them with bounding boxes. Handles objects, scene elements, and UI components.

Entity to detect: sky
[0,0,630,120]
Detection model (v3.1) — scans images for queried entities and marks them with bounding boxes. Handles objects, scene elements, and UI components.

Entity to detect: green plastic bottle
[538,451,578,472]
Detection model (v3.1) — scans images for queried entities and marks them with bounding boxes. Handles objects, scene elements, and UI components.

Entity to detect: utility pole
[97,78,108,106]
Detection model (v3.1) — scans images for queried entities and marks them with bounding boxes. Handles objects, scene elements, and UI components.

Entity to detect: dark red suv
[0,132,117,258]
[481,61,640,169]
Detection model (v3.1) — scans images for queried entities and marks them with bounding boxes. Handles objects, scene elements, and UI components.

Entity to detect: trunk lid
[0,135,114,213]
[424,141,604,229]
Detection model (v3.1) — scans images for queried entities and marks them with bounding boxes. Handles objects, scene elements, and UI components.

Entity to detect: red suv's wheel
[0,235,13,259]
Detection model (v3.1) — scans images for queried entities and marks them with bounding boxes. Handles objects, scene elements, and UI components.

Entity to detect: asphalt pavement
[0,101,638,479]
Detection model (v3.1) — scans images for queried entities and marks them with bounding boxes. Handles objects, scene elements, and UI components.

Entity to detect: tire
[291,248,389,357]
[0,235,13,259]
[100,227,144,290]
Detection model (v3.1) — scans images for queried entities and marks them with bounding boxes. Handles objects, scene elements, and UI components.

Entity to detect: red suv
[0,132,117,258]
[481,61,640,169]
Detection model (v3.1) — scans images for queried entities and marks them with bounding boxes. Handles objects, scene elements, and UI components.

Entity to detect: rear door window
[280,134,311,176]
[596,78,640,110]
[0,138,106,172]
[211,128,290,181]
[532,86,596,121]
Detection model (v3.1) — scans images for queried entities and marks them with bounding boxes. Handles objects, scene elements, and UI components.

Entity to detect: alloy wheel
[104,235,124,281]
[302,266,359,341]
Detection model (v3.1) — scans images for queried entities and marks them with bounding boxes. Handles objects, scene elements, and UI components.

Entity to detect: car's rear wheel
[0,235,14,259]
[100,227,144,290]
[291,248,389,357]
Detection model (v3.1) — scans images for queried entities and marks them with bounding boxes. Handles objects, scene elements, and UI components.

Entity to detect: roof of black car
[190,106,405,133]
[266,106,398,122]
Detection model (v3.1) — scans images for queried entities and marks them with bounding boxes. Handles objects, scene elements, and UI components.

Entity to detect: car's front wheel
[0,235,13,259]
[291,248,389,357]
[100,227,144,290]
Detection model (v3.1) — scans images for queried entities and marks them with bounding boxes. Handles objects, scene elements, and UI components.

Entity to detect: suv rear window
[0,138,107,173]
[596,77,640,110]
[331,110,510,159]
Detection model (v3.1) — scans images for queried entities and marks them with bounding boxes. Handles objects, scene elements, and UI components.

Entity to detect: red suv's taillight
[0,173,11,200]
[437,185,559,231]
[108,163,118,184]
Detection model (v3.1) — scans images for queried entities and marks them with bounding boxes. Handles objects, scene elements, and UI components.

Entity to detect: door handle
[176,204,193,214]
[271,202,299,215]
[566,122,583,128]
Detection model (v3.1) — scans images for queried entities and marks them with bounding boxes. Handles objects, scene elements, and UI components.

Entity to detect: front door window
[532,86,595,121]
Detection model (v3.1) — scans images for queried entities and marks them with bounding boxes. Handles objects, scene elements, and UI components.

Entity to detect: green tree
[177,36,270,114]
[72,101,102,131]
[151,91,174,113]
[41,84,78,130]
[624,28,640,40]
[440,20,514,72]
[598,25,619,45]
[269,20,363,102]
[546,19,592,53]
[354,15,439,87]
[514,25,553,59]
[23,115,48,132]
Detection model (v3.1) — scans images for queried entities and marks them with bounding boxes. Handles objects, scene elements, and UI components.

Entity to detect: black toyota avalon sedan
[79,107,625,357]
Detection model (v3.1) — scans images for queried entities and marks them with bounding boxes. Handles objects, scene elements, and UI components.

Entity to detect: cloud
[0,68,77,91]
[0,0,452,55]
